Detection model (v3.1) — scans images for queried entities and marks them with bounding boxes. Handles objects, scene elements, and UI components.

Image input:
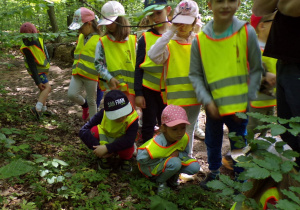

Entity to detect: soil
[0,46,234,207]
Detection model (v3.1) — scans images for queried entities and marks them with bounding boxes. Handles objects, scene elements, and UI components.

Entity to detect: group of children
[19,0,299,207]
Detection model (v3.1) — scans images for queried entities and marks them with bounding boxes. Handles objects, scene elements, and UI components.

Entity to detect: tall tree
[46,0,61,43]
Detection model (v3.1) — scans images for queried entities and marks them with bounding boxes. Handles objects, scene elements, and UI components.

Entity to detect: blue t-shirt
[212,23,233,39]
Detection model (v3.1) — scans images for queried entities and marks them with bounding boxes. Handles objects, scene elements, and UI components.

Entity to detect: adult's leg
[277,62,300,168]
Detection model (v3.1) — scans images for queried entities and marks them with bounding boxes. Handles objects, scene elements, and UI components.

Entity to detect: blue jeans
[277,61,300,169]
[205,114,248,173]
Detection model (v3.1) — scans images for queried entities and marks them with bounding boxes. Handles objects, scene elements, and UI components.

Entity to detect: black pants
[141,87,166,142]
[277,61,300,169]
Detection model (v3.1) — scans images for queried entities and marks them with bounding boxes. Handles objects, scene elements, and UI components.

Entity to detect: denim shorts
[37,73,49,84]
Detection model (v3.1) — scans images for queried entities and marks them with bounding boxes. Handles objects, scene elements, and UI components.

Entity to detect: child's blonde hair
[104,16,131,41]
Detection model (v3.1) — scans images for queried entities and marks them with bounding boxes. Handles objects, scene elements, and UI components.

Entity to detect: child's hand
[135,96,146,108]
[109,77,120,90]
[206,102,221,120]
[38,83,46,91]
[265,72,276,87]
[93,145,108,158]
[171,150,179,157]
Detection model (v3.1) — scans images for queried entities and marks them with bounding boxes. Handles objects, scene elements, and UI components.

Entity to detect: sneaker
[157,182,170,194]
[179,173,195,181]
[97,158,112,170]
[200,172,219,190]
[82,107,89,121]
[222,154,234,171]
[194,128,205,140]
[120,159,132,172]
[30,107,41,121]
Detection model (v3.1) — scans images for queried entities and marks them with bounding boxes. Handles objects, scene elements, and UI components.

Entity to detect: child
[20,22,52,120]
[68,7,101,120]
[134,0,171,143]
[95,1,136,107]
[248,12,277,136]
[222,12,278,171]
[136,105,200,193]
[148,0,202,157]
[189,0,263,189]
[79,90,139,171]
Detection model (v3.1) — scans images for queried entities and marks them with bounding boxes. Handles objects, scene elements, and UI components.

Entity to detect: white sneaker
[194,128,205,140]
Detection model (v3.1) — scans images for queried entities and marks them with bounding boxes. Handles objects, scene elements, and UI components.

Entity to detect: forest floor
[0,47,233,208]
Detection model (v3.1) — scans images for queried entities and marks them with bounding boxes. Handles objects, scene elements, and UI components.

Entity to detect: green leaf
[280,189,300,204]
[270,124,287,136]
[150,195,178,210]
[280,161,294,173]
[253,158,279,171]
[219,174,235,186]
[276,199,300,210]
[47,176,56,184]
[245,167,270,179]
[40,169,49,177]
[0,159,33,179]
[53,159,68,166]
[233,193,247,203]
[270,171,283,182]
[207,180,227,190]
[236,112,248,119]
[289,186,300,195]
[52,161,59,168]
[57,176,65,182]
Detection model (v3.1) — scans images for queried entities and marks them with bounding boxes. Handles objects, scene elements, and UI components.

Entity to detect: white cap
[172,0,199,25]
[98,1,125,26]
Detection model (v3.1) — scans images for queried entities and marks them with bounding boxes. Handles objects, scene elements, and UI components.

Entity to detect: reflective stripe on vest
[166,40,200,106]
[251,49,277,108]
[20,38,50,75]
[260,187,279,210]
[72,34,100,81]
[198,25,249,116]
[97,109,138,145]
[140,32,164,91]
[100,35,136,94]
[137,134,197,175]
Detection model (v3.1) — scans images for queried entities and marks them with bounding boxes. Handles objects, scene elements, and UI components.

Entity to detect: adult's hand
[135,96,146,109]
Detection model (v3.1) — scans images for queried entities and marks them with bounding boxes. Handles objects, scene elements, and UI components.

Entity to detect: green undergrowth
[0,85,232,209]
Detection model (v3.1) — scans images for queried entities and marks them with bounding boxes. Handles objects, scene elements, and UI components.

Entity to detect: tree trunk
[47,3,62,43]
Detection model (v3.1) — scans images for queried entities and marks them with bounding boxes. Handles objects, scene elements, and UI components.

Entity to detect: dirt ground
[0,47,233,183]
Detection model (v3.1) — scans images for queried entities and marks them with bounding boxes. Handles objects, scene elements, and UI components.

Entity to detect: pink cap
[20,22,38,33]
[250,14,262,29]
[161,105,190,127]
[172,0,199,25]
[68,7,95,30]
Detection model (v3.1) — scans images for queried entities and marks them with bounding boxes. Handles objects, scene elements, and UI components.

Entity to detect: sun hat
[172,0,199,25]
[98,1,125,26]
[104,90,132,120]
[20,22,38,33]
[143,0,168,14]
[250,14,262,29]
[161,105,190,127]
[68,7,95,30]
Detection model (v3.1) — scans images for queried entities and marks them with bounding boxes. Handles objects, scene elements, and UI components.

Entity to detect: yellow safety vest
[137,134,197,176]
[97,109,138,145]
[197,25,249,116]
[230,187,279,210]
[72,34,100,82]
[99,35,136,95]
[166,40,200,106]
[140,32,164,92]
[20,38,50,75]
[251,48,277,108]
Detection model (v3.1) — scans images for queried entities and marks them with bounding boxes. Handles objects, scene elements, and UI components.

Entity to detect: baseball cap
[68,7,95,30]
[143,0,168,14]
[98,1,125,26]
[104,90,133,120]
[172,0,199,25]
[161,105,190,127]
[20,22,38,33]
[250,14,262,29]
